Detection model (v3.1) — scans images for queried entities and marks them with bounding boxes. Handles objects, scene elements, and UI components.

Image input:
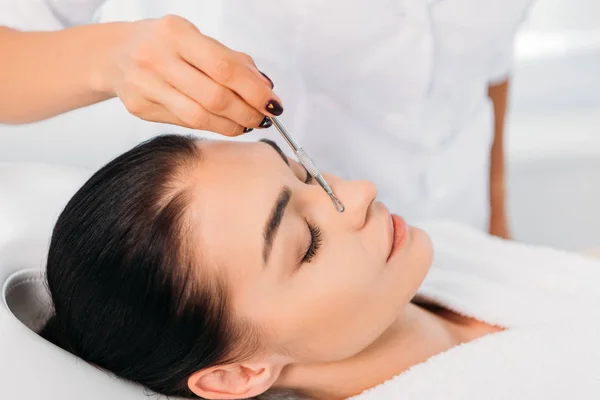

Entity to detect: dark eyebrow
[260,138,289,166]
[263,186,292,265]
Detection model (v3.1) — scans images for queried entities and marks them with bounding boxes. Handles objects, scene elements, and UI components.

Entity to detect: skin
[176,140,504,399]
[488,79,511,239]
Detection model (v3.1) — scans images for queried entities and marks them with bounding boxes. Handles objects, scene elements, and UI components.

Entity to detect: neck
[274,303,475,399]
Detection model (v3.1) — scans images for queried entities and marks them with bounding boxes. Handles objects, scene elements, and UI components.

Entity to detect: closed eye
[301,221,322,264]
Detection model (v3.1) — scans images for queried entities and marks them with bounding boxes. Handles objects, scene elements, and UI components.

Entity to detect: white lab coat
[0,0,533,231]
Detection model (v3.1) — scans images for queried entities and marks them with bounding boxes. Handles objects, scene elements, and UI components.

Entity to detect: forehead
[184,140,290,272]
[192,140,290,187]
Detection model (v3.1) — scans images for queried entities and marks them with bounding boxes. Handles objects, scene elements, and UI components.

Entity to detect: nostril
[368,197,376,210]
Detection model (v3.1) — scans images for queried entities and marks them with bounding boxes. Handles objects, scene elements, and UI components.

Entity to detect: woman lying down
[40,135,600,400]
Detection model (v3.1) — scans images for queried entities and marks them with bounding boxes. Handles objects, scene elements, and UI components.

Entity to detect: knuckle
[225,124,243,137]
[155,15,196,41]
[124,99,146,117]
[186,107,210,129]
[238,52,254,65]
[213,58,236,83]
[157,14,183,33]
[154,16,177,41]
[241,109,260,127]
[205,87,230,113]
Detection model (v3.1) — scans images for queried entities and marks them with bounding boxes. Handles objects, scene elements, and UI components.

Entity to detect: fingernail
[259,116,273,128]
[243,127,254,133]
[265,100,284,116]
[260,71,274,89]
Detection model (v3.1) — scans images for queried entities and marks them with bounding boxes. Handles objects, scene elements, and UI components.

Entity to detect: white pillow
[0,163,166,399]
[0,163,91,269]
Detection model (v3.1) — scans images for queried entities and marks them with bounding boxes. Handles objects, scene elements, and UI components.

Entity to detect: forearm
[488,78,510,237]
[0,23,129,124]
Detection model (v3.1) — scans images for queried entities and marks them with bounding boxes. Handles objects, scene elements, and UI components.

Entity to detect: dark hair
[39,134,271,398]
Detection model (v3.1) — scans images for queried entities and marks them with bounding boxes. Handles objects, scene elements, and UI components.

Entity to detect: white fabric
[0,163,92,269]
[0,0,533,231]
[0,0,107,30]
[354,323,600,400]
[353,221,600,399]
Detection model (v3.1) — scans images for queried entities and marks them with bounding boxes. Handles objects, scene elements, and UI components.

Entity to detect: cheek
[268,247,391,361]
[286,231,433,361]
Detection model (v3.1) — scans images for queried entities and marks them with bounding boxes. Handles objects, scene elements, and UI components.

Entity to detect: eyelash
[303,168,314,184]
[295,166,319,266]
[302,222,322,263]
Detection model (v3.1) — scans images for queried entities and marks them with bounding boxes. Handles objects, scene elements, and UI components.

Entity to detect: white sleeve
[487,32,519,85]
[486,5,532,85]
[0,0,109,30]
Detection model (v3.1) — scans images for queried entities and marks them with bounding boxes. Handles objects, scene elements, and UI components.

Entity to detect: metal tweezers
[269,117,345,213]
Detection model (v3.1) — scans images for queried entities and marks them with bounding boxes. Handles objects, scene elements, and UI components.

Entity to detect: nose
[328,176,377,230]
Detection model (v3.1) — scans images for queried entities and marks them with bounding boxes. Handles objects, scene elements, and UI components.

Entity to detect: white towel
[351,221,600,399]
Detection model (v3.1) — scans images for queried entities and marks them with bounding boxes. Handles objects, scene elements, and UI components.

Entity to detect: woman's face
[188,139,433,362]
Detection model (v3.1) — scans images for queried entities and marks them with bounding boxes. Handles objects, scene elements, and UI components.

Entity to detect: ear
[187,361,283,400]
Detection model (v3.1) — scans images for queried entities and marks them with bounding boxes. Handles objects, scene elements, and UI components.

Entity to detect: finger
[143,102,247,136]
[138,102,188,127]
[235,52,275,89]
[134,71,246,136]
[258,70,275,89]
[117,89,189,127]
[159,59,267,129]
[177,35,284,117]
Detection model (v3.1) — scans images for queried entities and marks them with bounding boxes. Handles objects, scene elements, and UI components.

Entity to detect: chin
[410,226,434,266]
[393,226,433,300]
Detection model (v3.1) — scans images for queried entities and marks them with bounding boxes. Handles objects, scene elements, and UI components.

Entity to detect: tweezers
[269,117,345,213]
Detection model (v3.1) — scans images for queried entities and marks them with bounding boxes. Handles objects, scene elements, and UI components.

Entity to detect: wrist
[88,21,135,96]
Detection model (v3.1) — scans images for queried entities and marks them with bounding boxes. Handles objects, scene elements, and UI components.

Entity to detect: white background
[507,0,600,250]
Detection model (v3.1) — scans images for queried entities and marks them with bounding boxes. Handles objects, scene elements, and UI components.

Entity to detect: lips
[387,212,407,261]
[387,211,395,261]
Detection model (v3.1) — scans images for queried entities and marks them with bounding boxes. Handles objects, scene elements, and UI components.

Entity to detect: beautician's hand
[101,15,282,136]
